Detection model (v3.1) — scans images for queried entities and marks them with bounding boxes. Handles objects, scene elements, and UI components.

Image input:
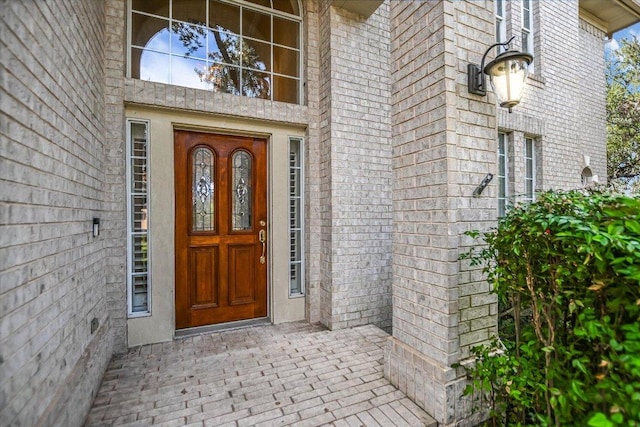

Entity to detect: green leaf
[588,413,614,427]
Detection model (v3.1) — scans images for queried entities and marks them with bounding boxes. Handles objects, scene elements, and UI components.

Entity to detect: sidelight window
[289,137,304,296]
[129,0,302,104]
[126,119,151,316]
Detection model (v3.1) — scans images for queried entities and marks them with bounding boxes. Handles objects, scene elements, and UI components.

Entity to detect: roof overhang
[579,0,640,36]
[331,0,383,18]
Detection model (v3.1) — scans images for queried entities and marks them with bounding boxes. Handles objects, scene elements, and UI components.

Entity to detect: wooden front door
[175,130,267,329]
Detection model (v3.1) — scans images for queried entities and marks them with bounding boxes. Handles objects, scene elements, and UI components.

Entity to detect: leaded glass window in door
[232,150,252,230]
[192,147,215,232]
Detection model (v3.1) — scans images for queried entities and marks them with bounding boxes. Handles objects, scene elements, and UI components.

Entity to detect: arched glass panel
[130,0,301,103]
[232,151,252,231]
[192,147,215,232]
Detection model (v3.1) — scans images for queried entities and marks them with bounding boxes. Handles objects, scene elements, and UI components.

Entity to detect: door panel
[175,130,267,329]
[228,244,256,305]
[189,246,219,308]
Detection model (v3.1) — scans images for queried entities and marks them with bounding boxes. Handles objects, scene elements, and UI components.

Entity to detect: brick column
[316,0,393,331]
[386,2,497,425]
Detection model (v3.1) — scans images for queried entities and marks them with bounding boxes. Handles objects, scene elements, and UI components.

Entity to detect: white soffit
[579,0,640,36]
[331,0,384,18]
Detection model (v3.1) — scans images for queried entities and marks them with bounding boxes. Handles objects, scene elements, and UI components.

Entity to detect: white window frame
[498,132,508,217]
[288,137,304,297]
[495,0,506,47]
[126,119,152,317]
[521,0,534,72]
[127,0,304,104]
[524,136,536,204]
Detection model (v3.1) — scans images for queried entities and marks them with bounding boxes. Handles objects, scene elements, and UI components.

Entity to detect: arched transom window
[129,0,302,104]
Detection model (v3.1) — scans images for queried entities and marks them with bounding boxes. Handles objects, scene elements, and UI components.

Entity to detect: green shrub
[459,190,640,426]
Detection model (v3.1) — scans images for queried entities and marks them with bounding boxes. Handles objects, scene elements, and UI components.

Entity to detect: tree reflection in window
[170,21,269,99]
[130,0,300,103]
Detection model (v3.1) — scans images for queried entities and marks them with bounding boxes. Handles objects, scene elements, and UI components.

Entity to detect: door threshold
[174,317,272,339]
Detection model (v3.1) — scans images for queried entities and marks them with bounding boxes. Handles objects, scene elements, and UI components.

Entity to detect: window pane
[132,235,148,272]
[522,31,529,53]
[273,46,298,76]
[192,147,215,232]
[273,0,300,15]
[173,0,206,24]
[202,63,241,94]
[171,56,209,90]
[247,0,270,8]
[523,0,531,28]
[208,30,241,65]
[131,196,148,232]
[132,274,149,312]
[273,75,298,103]
[138,49,170,84]
[232,151,252,231]
[209,0,240,34]
[243,39,270,71]
[525,179,533,196]
[242,70,271,99]
[243,9,271,42]
[132,13,169,49]
[132,0,168,17]
[273,17,299,48]
[171,22,207,59]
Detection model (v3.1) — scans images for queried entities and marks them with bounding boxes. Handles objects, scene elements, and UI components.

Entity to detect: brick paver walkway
[85,322,436,426]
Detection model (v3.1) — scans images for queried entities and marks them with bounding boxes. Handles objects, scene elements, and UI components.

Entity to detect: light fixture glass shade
[484,51,533,110]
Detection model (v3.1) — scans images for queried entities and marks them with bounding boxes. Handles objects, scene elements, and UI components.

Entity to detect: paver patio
[84,322,437,426]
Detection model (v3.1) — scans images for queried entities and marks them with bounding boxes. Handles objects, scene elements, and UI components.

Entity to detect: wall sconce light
[468,36,533,112]
[93,218,100,238]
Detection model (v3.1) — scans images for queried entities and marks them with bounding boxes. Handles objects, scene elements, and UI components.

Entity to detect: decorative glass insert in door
[232,150,252,230]
[192,147,215,232]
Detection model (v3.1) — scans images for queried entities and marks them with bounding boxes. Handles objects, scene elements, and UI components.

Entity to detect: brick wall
[577,18,607,182]
[104,0,128,353]
[316,0,393,331]
[303,0,322,323]
[0,1,113,426]
[453,0,501,361]
[387,1,497,424]
[499,1,606,191]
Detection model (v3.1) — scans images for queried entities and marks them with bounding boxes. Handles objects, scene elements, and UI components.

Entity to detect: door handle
[259,229,266,264]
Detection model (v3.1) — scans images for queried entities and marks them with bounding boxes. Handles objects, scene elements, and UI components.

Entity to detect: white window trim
[288,136,305,297]
[521,0,535,73]
[495,0,506,46]
[126,119,152,318]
